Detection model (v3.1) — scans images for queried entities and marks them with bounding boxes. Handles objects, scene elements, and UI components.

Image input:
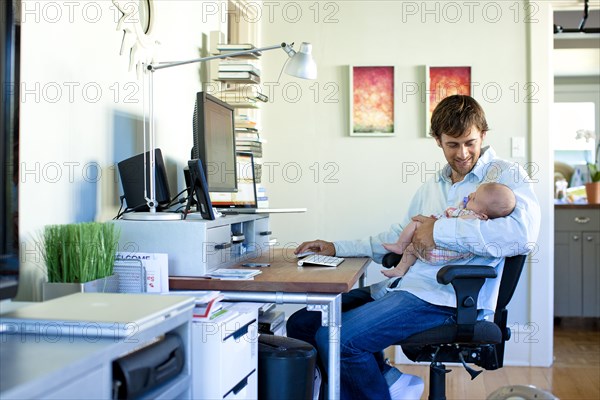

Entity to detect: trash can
[258,334,317,400]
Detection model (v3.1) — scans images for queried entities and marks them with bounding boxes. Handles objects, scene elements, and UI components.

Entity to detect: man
[289,95,541,400]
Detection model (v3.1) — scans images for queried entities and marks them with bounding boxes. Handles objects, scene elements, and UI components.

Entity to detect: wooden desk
[170,248,371,400]
[170,247,368,293]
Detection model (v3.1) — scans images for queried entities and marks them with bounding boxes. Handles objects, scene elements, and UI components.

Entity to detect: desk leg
[327,294,342,400]
[307,294,342,400]
[358,270,366,288]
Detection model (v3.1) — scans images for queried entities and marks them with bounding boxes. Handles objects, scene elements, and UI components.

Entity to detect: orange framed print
[425,66,471,137]
[350,66,395,137]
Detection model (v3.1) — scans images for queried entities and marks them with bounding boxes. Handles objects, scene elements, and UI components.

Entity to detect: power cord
[113,195,126,220]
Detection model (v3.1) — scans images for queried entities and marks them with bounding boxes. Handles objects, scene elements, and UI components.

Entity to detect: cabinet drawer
[206,225,232,270]
[220,318,257,395]
[555,209,600,232]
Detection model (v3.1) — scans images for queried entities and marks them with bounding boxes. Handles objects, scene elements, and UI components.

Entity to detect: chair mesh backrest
[495,255,527,312]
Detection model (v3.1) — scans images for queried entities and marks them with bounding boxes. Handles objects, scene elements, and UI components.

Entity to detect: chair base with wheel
[382,253,527,400]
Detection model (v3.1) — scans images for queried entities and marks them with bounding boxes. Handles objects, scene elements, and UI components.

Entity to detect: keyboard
[297,254,345,267]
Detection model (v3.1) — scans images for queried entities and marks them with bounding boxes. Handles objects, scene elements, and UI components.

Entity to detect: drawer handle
[573,235,579,241]
[260,231,272,236]
[587,236,594,242]
[215,242,232,250]
[574,217,590,224]
[224,370,255,398]
[223,319,256,341]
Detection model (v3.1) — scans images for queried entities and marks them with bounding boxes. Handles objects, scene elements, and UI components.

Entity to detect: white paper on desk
[116,252,169,293]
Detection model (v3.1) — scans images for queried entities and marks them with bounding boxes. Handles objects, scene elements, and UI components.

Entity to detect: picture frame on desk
[425,65,471,138]
[349,65,395,137]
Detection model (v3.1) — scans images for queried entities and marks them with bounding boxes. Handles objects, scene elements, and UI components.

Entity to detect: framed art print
[349,66,395,137]
[425,66,471,137]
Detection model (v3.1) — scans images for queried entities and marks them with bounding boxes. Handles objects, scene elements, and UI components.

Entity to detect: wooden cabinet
[554,206,600,317]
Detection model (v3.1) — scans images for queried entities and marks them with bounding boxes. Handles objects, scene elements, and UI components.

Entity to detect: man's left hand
[411,215,437,256]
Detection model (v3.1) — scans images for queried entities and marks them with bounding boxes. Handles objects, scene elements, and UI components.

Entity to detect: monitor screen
[0,0,20,300]
[192,92,237,192]
[210,153,257,208]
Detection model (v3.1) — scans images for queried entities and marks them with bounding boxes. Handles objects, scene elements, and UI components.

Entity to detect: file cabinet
[191,303,259,399]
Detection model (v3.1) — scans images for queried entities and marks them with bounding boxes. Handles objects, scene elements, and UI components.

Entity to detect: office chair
[382,253,527,400]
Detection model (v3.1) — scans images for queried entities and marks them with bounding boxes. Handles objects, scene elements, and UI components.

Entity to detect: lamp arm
[147,43,289,72]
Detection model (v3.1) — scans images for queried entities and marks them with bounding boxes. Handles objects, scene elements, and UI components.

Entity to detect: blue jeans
[287,288,456,400]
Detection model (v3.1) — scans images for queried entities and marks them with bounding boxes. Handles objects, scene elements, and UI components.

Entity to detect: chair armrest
[437,265,497,284]
[436,265,498,342]
[382,252,402,269]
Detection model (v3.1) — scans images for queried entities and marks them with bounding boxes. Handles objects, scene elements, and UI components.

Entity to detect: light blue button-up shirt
[334,146,541,314]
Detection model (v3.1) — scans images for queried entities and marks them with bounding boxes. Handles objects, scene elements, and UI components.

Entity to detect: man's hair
[430,95,489,139]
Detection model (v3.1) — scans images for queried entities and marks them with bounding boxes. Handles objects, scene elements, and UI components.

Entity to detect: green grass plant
[42,222,120,283]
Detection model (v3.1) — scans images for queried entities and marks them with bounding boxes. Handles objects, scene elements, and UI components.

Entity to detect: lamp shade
[284,42,317,79]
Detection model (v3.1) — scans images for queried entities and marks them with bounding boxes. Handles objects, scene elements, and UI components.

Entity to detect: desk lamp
[122,42,317,221]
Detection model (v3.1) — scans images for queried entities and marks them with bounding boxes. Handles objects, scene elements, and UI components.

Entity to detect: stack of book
[234,115,257,130]
[216,43,262,58]
[235,127,260,141]
[169,291,227,321]
[236,139,263,158]
[234,115,264,183]
[215,84,268,109]
[217,60,261,84]
[208,269,262,280]
[216,44,261,84]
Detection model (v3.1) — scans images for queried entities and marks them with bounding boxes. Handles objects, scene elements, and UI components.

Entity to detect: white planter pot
[42,275,119,301]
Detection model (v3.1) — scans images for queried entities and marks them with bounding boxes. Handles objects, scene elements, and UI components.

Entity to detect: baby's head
[465,183,516,219]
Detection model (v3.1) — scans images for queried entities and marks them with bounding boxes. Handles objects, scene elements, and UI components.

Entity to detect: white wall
[260,1,553,366]
[17,0,225,300]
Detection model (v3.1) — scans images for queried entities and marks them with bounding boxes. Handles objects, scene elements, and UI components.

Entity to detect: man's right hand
[295,240,336,256]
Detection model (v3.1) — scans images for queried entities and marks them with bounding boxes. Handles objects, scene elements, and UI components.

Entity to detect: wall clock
[113,0,159,75]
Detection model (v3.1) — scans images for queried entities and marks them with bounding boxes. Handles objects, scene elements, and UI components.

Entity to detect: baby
[382,182,516,278]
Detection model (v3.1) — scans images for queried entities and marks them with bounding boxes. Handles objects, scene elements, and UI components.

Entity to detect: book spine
[216,43,254,50]
[218,65,261,76]
[218,73,261,84]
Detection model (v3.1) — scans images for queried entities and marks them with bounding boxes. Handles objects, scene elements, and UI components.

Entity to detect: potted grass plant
[41,222,120,300]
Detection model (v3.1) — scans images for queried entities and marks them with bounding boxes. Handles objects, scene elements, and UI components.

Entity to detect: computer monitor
[0,0,20,300]
[192,92,237,192]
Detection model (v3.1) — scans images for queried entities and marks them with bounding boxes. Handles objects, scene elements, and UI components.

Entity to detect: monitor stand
[121,211,182,221]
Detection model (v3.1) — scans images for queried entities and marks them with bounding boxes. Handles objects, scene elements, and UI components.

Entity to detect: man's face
[436,127,486,182]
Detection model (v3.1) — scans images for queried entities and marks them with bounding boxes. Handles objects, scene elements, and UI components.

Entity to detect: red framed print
[425,66,471,137]
[350,66,395,136]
